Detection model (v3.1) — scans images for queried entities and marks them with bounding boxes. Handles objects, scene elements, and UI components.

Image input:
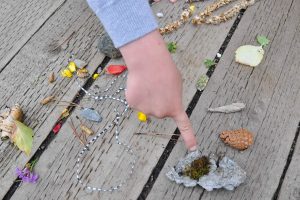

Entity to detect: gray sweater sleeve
[87,0,158,48]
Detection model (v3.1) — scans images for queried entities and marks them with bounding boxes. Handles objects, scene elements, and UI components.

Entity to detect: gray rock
[80,108,102,122]
[98,33,122,59]
[166,150,247,191]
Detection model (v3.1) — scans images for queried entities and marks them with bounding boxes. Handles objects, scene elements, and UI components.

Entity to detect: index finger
[173,111,197,151]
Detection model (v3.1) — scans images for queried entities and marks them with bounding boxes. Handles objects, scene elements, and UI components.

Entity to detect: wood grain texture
[0,0,106,198]
[278,136,300,200]
[147,0,300,199]
[8,1,242,199]
[0,0,68,71]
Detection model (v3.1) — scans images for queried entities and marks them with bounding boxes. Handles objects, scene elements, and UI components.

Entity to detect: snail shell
[10,104,23,121]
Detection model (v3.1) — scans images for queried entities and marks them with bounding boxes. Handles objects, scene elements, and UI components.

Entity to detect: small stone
[98,33,122,59]
[156,12,164,18]
[217,53,222,58]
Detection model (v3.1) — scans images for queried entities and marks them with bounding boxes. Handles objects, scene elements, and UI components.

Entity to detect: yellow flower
[137,112,147,122]
[189,4,195,13]
[61,69,73,78]
[92,73,100,80]
[67,61,77,72]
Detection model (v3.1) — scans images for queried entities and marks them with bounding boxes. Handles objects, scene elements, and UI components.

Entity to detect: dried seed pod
[48,72,55,83]
[10,104,23,121]
[220,128,254,150]
[41,96,55,105]
[80,125,94,136]
[77,68,89,78]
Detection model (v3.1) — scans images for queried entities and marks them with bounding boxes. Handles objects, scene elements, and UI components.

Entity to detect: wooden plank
[147,0,300,199]
[0,0,106,198]
[278,133,300,200]
[0,0,68,71]
[7,1,243,199]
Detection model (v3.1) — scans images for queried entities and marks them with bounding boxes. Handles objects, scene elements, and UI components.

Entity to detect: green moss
[183,156,210,180]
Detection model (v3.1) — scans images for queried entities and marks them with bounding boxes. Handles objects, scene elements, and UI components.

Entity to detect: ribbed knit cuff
[87,0,158,48]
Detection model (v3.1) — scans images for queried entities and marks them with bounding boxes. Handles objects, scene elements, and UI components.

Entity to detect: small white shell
[235,45,264,67]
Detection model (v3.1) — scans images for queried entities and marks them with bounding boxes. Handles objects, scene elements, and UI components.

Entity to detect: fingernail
[189,146,197,152]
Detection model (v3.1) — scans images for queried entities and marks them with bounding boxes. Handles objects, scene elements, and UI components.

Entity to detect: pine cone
[220,128,253,150]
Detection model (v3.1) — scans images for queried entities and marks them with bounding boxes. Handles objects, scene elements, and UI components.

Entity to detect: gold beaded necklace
[159,0,255,35]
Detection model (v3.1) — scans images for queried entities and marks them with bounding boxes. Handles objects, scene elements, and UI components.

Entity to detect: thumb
[173,111,197,151]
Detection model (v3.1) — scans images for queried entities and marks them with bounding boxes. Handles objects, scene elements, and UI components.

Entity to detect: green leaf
[204,59,216,69]
[257,35,269,47]
[167,42,177,53]
[11,120,34,156]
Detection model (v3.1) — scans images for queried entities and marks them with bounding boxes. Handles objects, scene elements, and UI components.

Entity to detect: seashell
[10,104,23,121]
[208,103,245,113]
[41,96,55,105]
[220,128,254,150]
[235,45,264,67]
[77,68,89,78]
[80,108,102,122]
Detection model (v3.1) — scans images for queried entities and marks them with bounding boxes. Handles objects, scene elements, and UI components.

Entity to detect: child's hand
[120,30,197,151]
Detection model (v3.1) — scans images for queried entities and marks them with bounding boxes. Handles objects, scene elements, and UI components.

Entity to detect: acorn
[220,128,254,150]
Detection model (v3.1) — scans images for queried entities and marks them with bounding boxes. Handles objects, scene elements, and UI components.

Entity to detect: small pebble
[217,53,222,58]
[156,12,164,18]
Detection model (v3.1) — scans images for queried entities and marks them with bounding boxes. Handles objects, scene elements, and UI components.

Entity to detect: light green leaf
[167,42,177,53]
[204,59,216,69]
[196,74,209,91]
[11,120,34,156]
[235,45,264,67]
[257,35,269,47]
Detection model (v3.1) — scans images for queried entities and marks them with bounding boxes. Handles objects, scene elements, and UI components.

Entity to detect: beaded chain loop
[74,74,137,192]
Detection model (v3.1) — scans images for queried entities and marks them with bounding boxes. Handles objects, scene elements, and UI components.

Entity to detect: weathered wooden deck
[0,0,299,199]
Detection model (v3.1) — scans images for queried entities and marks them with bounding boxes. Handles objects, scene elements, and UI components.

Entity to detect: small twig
[135,132,179,137]
[68,119,86,145]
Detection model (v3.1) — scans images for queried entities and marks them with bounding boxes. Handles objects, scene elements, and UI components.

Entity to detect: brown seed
[48,72,55,83]
[220,128,254,150]
[41,96,55,105]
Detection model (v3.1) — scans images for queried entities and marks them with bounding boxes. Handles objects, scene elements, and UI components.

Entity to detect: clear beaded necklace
[74,74,137,192]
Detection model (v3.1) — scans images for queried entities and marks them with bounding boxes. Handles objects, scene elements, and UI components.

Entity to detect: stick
[135,132,179,137]
[68,119,86,145]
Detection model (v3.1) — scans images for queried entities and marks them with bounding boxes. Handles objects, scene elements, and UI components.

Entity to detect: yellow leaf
[61,69,73,78]
[92,73,100,80]
[137,112,147,122]
[67,61,77,72]
[11,120,33,156]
